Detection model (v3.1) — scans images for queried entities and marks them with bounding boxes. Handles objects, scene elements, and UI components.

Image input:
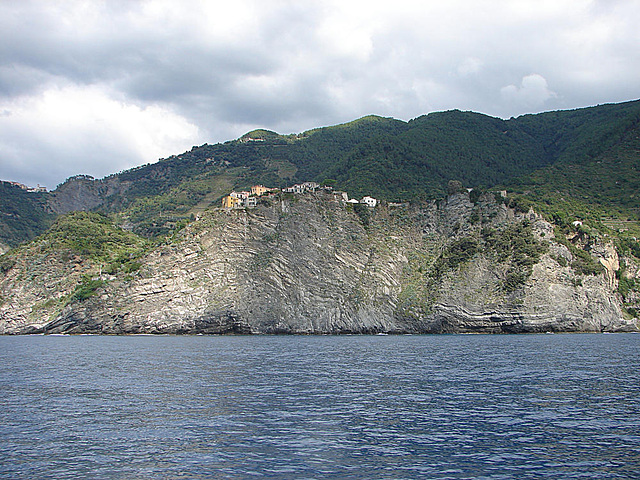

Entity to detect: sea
[1,333,639,479]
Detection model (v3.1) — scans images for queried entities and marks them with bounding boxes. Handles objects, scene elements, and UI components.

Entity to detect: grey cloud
[1,0,639,187]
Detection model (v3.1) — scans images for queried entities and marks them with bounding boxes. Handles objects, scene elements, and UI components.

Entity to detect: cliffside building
[251,185,276,196]
[222,186,269,209]
[222,195,240,209]
[283,182,319,194]
[5,181,47,193]
[362,196,377,207]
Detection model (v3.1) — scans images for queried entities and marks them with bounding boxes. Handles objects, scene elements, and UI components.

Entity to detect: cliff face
[1,192,637,334]
[47,176,131,214]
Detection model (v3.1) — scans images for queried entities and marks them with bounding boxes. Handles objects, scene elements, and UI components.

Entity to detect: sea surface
[1,333,639,479]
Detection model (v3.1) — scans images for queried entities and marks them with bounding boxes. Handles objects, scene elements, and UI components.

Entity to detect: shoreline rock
[1,193,638,335]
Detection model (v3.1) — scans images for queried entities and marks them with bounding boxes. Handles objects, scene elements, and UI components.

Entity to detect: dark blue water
[1,334,639,479]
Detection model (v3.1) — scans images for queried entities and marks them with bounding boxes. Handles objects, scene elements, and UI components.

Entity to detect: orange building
[251,185,270,196]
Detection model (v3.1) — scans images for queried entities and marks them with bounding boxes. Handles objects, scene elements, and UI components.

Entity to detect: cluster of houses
[4,181,47,193]
[221,184,279,209]
[221,182,378,209]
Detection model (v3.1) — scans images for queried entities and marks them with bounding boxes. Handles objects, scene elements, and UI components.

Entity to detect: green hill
[1,99,639,246]
[0,182,55,249]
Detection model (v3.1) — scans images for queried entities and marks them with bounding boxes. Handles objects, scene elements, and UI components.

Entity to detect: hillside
[0,100,639,248]
[1,191,637,334]
[0,182,55,252]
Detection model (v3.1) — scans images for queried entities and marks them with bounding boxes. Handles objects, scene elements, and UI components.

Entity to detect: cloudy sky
[1,0,639,189]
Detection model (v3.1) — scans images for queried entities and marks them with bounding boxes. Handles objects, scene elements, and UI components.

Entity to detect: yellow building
[222,195,241,209]
[251,185,269,196]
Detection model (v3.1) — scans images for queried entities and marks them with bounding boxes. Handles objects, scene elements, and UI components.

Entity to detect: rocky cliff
[47,175,131,214]
[1,192,638,334]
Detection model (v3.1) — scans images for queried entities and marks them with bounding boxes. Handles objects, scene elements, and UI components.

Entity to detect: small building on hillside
[251,185,275,196]
[222,195,241,209]
[222,190,257,209]
[282,182,319,194]
[283,184,305,194]
[230,191,250,200]
[361,196,377,207]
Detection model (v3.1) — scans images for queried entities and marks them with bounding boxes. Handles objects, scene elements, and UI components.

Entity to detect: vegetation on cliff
[1,191,637,334]
[2,100,639,248]
[0,100,639,326]
[0,181,55,247]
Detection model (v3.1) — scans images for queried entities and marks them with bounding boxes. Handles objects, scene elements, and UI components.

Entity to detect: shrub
[353,203,371,226]
[483,221,547,291]
[430,237,480,280]
[570,249,604,276]
[0,255,15,274]
[71,277,105,302]
[447,180,464,195]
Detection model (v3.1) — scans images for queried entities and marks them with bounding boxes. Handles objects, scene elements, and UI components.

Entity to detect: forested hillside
[0,182,55,250]
[1,99,639,247]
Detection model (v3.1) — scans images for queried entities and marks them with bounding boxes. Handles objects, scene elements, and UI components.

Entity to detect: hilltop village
[3,181,47,193]
[221,182,378,209]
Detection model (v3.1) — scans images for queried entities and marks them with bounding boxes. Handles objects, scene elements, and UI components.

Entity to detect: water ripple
[1,333,639,479]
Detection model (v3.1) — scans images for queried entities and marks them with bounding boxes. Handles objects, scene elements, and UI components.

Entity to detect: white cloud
[457,58,483,76]
[500,74,557,110]
[0,84,202,188]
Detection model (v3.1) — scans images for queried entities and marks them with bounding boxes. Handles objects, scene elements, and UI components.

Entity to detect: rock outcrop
[47,175,131,214]
[1,192,637,334]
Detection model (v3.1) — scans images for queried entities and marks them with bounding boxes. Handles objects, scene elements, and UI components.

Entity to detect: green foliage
[618,237,640,259]
[0,254,16,273]
[551,229,604,276]
[506,101,640,226]
[616,261,640,318]
[551,254,568,267]
[507,196,534,214]
[42,212,148,263]
[103,251,144,275]
[353,203,371,226]
[71,276,105,302]
[483,221,548,291]
[101,99,636,216]
[241,129,286,143]
[3,100,640,252]
[431,237,480,279]
[425,222,547,291]
[617,275,636,300]
[571,248,604,276]
[468,188,483,204]
[0,182,54,247]
[447,180,465,195]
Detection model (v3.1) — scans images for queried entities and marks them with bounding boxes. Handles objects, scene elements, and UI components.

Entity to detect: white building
[361,196,377,207]
[227,190,257,208]
[283,182,319,194]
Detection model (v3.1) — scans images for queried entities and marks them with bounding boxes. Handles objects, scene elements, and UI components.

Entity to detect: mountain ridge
[0,100,639,332]
[1,99,639,249]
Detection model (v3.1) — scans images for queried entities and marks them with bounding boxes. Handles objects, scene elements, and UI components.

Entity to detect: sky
[1,0,639,189]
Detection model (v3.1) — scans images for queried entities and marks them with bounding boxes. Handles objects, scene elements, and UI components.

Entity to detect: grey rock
[1,192,637,334]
